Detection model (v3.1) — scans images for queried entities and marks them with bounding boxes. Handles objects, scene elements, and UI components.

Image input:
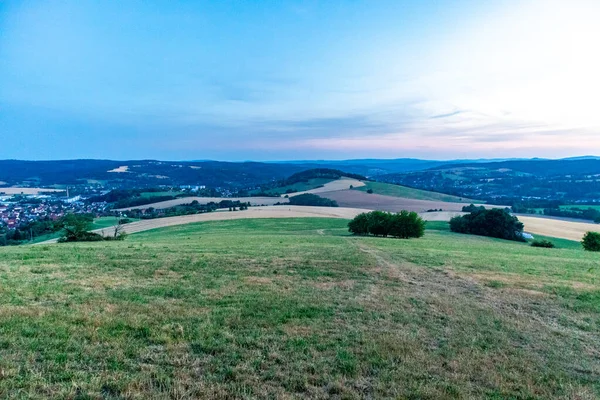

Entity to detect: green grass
[253,178,333,195]
[0,218,599,398]
[356,181,476,203]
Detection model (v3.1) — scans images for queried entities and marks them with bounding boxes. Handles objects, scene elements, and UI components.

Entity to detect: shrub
[366,189,373,194]
[530,239,555,248]
[450,208,525,242]
[582,231,600,251]
[348,210,425,239]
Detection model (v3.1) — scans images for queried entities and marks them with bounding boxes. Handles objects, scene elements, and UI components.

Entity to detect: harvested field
[285,178,365,197]
[418,211,600,241]
[116,196,288,211]
[320,189,490,213]
[519,215,600,241]
[0,187,64,195]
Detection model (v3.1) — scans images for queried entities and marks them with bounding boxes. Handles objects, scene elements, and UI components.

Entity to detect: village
[0,193,109,231]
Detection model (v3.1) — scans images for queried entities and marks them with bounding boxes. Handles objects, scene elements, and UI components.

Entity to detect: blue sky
[1,0,599,161]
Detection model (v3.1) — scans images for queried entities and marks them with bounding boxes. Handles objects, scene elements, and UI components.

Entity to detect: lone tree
[450,208,525,242]
[59,213,103,242]
[582,231,600,251]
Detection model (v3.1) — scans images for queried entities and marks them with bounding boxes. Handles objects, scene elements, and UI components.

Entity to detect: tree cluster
[287,194,338,207]
[348,210,425,239]
[450,208,525,242]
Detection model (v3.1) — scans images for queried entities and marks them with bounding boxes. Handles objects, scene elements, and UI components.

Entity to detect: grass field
[355,181,476,203]
[1,219,599,398]
[253,178,333,195]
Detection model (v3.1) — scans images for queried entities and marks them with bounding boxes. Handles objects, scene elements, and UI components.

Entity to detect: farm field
[254,178,333,195]
[319,190,482,213]
[116,196,287,211]
[285,178,365,197]
[519,215,600,241]
[420,211,600,241]
[355,181,475,203]
[0,187,65,195]
[2,218,599,398]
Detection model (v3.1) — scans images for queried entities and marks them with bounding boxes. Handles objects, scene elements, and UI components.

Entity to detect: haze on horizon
[1,0,599,161]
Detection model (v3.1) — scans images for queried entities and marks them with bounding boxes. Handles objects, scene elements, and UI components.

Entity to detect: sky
[1,0,599,161]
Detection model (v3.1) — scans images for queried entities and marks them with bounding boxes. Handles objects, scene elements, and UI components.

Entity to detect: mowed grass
[356,181,476,203]
[0,219,599,398]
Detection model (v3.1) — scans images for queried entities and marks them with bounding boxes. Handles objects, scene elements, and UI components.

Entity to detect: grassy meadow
[252,178,333,195]
[0,218,599,398]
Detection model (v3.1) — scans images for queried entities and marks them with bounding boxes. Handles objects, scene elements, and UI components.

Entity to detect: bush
[366,189,373,194]
[348,210,425,239]
[450,208,525,242]
[530,239,555,248]
[582,231,600,251]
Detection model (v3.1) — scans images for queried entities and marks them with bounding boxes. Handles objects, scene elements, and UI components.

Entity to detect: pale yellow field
[285,178,365,197]
[420,211,599,241]
[518,216,600,241]
[116,196,288,211]
[0,187,65,195]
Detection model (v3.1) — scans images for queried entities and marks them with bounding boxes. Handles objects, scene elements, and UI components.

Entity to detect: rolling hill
[3,218,599,397]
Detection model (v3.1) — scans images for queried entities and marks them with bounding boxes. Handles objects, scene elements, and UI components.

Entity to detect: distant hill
[1,157,599,201]
[0,160,307,189]
[378,158,600,204]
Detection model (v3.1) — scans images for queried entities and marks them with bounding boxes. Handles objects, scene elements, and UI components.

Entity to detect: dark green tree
[367,211,392,237]
[388,211,425,239]
[582,231,600,251]
[450,208,525,242]
[348,213,370,235]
